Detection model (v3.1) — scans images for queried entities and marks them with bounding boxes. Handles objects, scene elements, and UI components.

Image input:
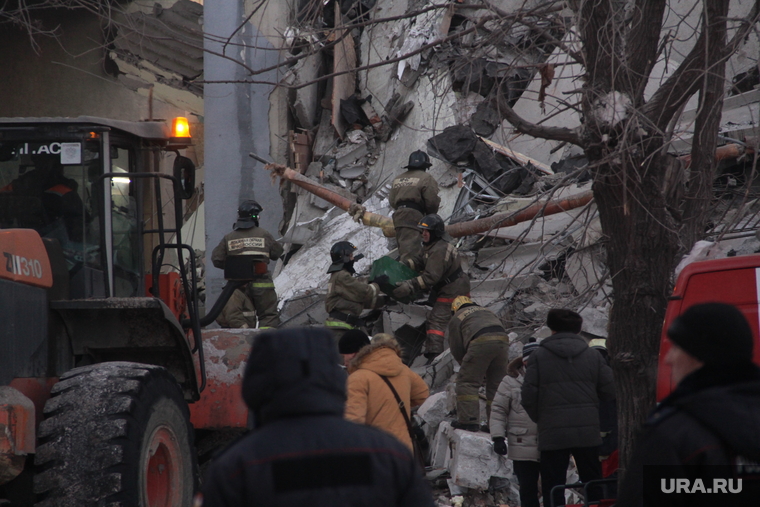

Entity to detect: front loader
[0,117,249,506]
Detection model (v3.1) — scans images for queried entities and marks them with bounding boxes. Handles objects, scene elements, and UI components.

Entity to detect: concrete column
[204,0,283,310]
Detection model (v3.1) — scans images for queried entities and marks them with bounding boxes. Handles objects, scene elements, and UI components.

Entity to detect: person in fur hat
[345,333,429,451]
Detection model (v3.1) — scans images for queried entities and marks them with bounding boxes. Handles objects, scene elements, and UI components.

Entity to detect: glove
[372,274,390,286]
[264,162,287,174]
[492,437,507,455]
[392,280,414,299]
[348,202,366,223]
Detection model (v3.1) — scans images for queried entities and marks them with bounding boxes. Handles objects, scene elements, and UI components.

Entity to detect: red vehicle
[0,117,249,507]
[658,255,760,400]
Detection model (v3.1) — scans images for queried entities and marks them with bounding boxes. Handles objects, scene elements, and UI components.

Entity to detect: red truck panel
[658,255,760,400]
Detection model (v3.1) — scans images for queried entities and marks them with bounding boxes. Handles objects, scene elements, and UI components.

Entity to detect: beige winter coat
[490,357,539,461]
[345,336,430,451]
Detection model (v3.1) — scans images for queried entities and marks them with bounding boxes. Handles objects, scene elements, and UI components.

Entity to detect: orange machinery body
[144,275,251,430]
[145,272,187,323]
[0,229,248,475]
[0,229,53,289]
[188,329,253,429]
[0,230,54,475]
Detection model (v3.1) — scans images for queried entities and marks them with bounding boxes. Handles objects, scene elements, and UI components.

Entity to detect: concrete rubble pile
[206,0,758,504]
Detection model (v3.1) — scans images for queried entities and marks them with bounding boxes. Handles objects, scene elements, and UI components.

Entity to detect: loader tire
[34,362,197,507]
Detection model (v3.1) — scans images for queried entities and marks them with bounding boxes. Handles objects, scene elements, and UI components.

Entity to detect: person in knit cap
[199,327,435,507]
[338,328,371,365]
[521,309,616,507]
[617,302,760,507]
[490,339,541,507]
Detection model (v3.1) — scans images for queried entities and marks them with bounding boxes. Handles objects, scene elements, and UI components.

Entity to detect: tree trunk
[590,148,680,478]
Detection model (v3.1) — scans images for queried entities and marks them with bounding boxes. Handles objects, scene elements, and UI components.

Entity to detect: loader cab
[0,117,194,300]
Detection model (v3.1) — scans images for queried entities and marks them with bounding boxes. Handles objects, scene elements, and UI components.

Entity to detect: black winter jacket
[521,332,616,451]
[200,327,435,507]
[617,364,760,507]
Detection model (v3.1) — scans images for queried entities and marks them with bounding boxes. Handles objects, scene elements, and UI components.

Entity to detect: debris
[538,63,555,111]
[580,307,609,339]
[446,426,512,490]
[331,17,357,138]
[417,392,448,436]
[413,350,456,391]
[340,95,372,128]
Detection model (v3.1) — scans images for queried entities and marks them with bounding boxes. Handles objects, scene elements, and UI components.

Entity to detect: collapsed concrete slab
[580,306,609,339]
[447,427,512,490]
[418,391,447,431]
[413,350,456,391]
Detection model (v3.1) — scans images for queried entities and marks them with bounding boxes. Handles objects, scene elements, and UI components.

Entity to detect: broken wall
[0,4,201,122]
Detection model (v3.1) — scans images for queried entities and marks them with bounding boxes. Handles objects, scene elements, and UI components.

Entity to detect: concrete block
[580,306,609,338]
[412,349,455,390]
[340,164,366,179]
[418,391,447,432]
[523,301,550,315]
[449,428,513,490]
[448,480,467,496]
[566,242,607,295]
[332,142,369,169]
[430,421,452,469]
[486,207,586,243]
[309,191,332,210]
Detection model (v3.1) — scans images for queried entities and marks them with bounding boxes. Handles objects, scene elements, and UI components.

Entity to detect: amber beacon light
[172,117,191,139]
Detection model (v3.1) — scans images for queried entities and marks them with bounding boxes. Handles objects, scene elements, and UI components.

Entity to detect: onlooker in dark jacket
[589,339,618,479]
[199,327,435,507]
[490,340,541,507]
[521,309,616,506]
[617,302,760,507]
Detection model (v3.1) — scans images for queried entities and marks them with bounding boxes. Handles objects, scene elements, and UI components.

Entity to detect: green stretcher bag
[369,256,418,304]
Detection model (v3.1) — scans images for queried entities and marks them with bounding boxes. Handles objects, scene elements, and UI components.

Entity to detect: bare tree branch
[621,0,668,103]
[497,98,583,146]
[644,0,760,130]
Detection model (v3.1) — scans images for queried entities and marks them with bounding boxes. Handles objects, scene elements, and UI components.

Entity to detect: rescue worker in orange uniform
[392,214,470,359]
[212,200,283,329]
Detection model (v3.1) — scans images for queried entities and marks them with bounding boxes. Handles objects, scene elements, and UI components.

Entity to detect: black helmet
[403,150,432,170]
[330,241,357,264]
[238,200,263,218]
[328,241,362,273]
[418,214,445,239]
[235,200,262,229]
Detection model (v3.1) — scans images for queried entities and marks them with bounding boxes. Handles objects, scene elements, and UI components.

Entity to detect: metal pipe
[263,162,396,236]
[679,142,756,169]
[263,158,594,239]
[445,190,595,238]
